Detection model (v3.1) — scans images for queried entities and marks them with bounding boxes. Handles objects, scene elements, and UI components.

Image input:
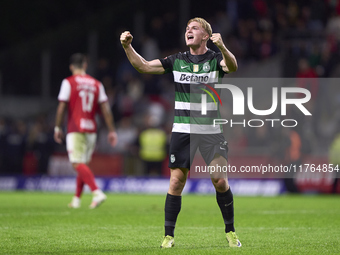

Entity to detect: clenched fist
[120,31,133,48]
[210,33,225,49]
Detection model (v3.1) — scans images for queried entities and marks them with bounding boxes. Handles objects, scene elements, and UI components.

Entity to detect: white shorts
[66,132,97,163]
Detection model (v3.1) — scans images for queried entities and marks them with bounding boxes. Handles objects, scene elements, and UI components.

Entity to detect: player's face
[185,21,209,47]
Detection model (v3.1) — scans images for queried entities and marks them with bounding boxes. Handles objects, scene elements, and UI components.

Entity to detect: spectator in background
[285,128,302,166]
[247,124,270,149]
[307,0,327,32]
[296,58,319,102]
[141,35,161,61]
[0,117,7,174]
[138,104,167,176]
[2,120,27,175]
[283,128,302,193]
[27,115,55,175]
[98,116,137,154]
[296,58,320,136]
[54,53,117,209]
[296,58,318,80]
[96,58,113,82]
[326,9,340,43]
[227,125,248,154]
[329,125,340,193]
[317,45,337,77]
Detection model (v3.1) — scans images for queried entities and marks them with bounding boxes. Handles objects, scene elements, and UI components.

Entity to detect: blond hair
[187,17,212,37]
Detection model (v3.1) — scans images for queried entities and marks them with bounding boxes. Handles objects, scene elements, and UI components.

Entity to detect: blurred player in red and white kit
[54,53,117,209]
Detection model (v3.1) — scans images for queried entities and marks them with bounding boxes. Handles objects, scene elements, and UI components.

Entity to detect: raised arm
[210,33,238,73]
[100,101,118,147]
[120,31,165,74]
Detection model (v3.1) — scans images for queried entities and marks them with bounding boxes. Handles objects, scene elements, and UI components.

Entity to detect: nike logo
[181,66,189,69]
[220,147,226,150]
[225,201,233,207]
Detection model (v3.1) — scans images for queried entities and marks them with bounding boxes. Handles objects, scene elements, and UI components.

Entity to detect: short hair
[70,53,87,69]
[187,17,212,37]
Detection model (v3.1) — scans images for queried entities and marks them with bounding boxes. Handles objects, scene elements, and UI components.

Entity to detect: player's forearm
[104,113,115,132]
[123,44,149,73]
[55,103,66,128]
[101,102,115,132]
[219,45,238,73]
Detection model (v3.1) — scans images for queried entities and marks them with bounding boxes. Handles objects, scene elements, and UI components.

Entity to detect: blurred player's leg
[74,163,107,208]
[89,189,107,209]
[68,196,80,208]
[68,176,84,208]
[67,133,106,209]
[76,175,84,198]
[75,163,98,191]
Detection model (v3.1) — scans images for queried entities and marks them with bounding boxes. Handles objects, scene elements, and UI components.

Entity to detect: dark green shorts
[168,132,228,169]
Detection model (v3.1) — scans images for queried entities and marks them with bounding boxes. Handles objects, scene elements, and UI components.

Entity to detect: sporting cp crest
[170,154,176,163]
[203,62,210,72]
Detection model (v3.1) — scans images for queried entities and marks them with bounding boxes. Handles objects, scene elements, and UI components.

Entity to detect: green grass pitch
[0,192,339,254]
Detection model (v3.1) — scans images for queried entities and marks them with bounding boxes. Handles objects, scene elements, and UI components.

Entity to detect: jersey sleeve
[58,79,71,102]
[159,54,176,74]
[98,83,108,103]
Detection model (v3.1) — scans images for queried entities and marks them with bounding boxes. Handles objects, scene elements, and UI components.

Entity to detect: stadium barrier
[0,176,285,196]
[16,153,339,194]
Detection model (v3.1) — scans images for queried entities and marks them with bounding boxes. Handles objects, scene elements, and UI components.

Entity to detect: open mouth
[187,35,194,42]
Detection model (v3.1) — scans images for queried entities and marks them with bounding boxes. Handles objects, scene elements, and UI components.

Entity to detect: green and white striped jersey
[159,49,227,134]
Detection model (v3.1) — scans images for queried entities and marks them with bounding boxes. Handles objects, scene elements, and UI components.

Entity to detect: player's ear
[69,64,74,72]
[83,62,88,71]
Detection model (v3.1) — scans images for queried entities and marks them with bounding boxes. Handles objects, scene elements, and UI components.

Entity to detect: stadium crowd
[1,0,340,176]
